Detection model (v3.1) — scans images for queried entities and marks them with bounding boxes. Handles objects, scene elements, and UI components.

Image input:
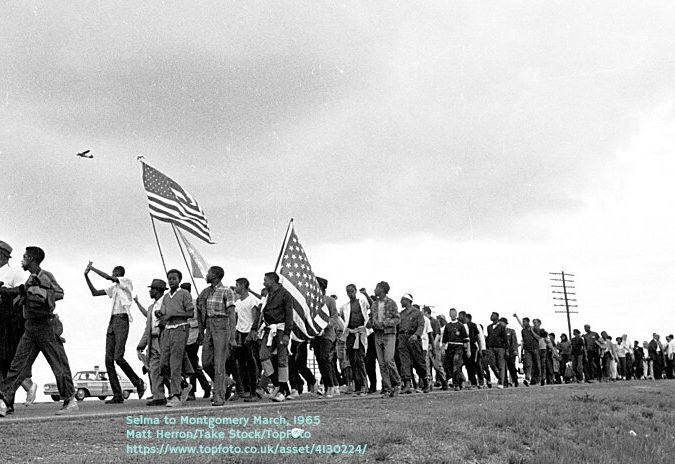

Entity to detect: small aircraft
[76,150,93,159]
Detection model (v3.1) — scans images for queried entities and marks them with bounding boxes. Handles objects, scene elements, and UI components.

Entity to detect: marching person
[0,247,78,416]
[486,312,507,389]
[84,262,146,403]
[232,277,261,400]
[366,281,401,398]
[156,269,194,407]
[340,284,370,395]
[397,294,428,394]
[441,308,470,390]
[135,279,169,405]
[181,282,211,401]
[0,240,38,407]
[197,266,236,406]
[314,277,340,398]
[257,272,294,402]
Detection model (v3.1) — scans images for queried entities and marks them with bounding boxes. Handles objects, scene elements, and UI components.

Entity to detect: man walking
[84,262,146,403]
[0,240,38,407]
[257,272,294,402]
[514,314,540,386]
[442,308,470,390]
[0,247,78,416]
[486,312,507,388]
[340,284,369,395]
[232,277,260,400]
[136,279,169,405]
[582,324,601,382]
[397,294,428,394]
[366,281,401,398]
[503,317,519,387]
[197,266,236,406]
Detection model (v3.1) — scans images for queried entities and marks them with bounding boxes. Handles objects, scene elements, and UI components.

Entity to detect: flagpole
[172,223,200,294]
[274,218,294,272]
[150,217,168,276]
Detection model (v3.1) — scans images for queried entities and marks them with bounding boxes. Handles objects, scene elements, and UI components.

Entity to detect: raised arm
[513,313,524,329]
[84,263,107,297]
[133,296,148,317]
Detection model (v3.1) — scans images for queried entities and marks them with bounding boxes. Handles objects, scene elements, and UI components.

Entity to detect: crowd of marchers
[1,240,675,418]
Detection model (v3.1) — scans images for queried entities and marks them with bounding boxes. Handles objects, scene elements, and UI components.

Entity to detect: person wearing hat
[136,279,170,406]
[397,293,428,394]
[0,241,39,408]
[85,262,146,403]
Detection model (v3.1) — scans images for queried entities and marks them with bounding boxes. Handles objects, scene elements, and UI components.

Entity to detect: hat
[499,317,508,324]
[316,277,328,290]
[401,293,413,302]
[0,241,12,257]
[148,279,167,290]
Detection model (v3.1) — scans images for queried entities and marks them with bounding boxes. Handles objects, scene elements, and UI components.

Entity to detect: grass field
[3,381,675,463]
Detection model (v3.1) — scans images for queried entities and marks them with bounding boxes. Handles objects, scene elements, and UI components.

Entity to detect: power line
[550,271,578,340]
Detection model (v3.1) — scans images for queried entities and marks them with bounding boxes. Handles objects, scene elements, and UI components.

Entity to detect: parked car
[44,367,136,401]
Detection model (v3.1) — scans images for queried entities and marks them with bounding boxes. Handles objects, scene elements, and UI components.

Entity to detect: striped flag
[275,223,329,341]
[177,229,210,279]
[141,161,215,244]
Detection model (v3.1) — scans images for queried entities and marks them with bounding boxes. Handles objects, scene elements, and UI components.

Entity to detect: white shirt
[105,277,134,316]
[148,300,161,335]
[421,315,432,351]
[666,340,675,359]
[0,263,26,288]
[235,294,260,333]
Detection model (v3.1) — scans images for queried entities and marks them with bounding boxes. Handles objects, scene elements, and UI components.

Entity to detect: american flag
[141,162,214,244]
[276,224,329,341]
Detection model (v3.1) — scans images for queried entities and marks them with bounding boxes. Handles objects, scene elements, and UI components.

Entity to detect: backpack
[23,274,55,319]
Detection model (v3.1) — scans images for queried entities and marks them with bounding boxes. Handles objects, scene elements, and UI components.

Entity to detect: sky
[2,2,675,400]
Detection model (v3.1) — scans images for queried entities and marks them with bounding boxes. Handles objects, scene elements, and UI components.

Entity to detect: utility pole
[549,271,578,340]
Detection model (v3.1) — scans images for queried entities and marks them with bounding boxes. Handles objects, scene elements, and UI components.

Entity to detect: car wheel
[98,396,108,400]
[122,390,131,399]
[51,395,61,402]
[75,388,88,401]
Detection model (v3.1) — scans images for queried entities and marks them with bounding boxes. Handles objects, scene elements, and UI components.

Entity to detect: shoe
[136,380,147,399]
[0,399,7,417]
[211,395,225,406]
[454,386,460,391]
[180,384,193,404]
[255,387,265,399]
[487,382,492,389]
[146,398,167,406]
[241,391,252,399]
[105,397,124,404]
[244,395,260,403]
[25,381,38,406]
[271,392,286,402]
[187,394,196,402]
[308,383,318,394]
[441,382,449,391]
[269,386,280,398]
[380,391,390,398]
[227,393,240,402]
[333,386,341,396]
[390,385,400,398]
[203,386,212,399]
[287,389,299,400]
[401,381,413,394]
[523,379,529,386]
[166,397,182,407]
[55,399,79,415]
[497,384,504,389]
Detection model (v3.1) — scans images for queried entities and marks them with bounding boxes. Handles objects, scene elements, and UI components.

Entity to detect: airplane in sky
[76,150,93,159]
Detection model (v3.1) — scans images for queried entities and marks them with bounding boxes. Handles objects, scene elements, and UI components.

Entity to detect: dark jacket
[486,322,507,349]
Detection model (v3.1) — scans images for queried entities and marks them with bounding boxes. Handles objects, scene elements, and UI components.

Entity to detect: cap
[499,317,508,324]
[148,279,168,290]
[401,293,413,302]
[0,241,12,257]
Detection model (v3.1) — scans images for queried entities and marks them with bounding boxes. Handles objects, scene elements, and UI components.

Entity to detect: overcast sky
[2,2,675,399]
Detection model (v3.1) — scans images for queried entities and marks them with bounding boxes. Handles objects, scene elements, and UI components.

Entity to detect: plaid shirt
[368,296,399,335]
[204,283,235,317]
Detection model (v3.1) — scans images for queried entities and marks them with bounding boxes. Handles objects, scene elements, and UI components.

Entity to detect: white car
[44,369,136,401]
